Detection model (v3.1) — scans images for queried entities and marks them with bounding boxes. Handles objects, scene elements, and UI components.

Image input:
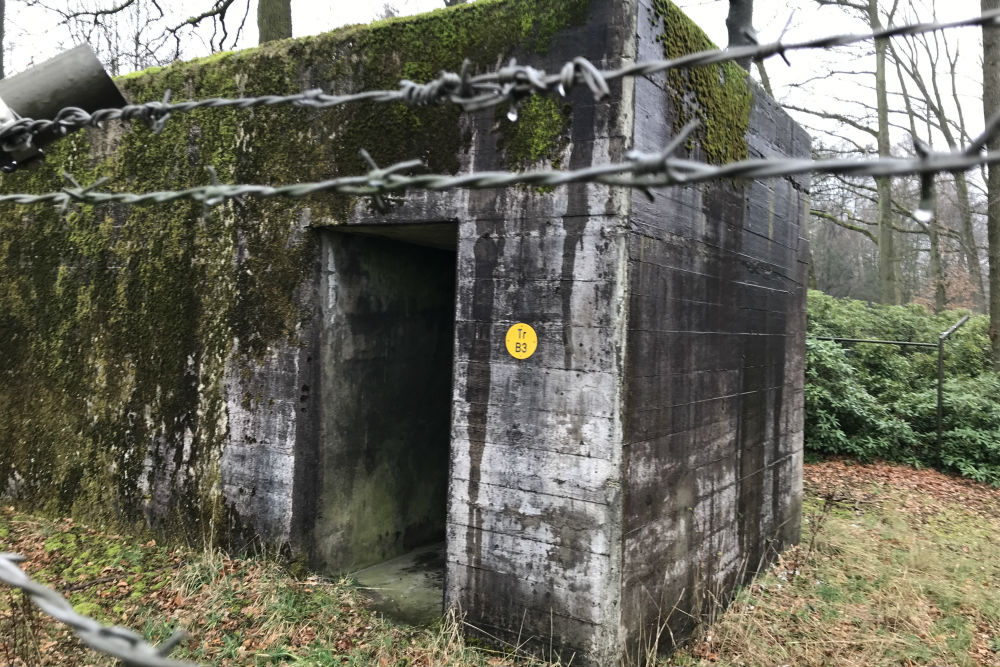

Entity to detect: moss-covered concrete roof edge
[114,0,591,99]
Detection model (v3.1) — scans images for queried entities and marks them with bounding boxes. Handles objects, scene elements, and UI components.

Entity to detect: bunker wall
[618,0,810,649]
[434,2,638,661]
[0,0,596,551]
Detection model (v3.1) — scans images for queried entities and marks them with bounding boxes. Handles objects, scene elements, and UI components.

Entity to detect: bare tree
[726,0,754,70]
[377,3,399,20]
[889,7,986,311]
[786,0,912,303]
[24,0,258,75]
[785,0,992,313]
[867,0,900,304]
[894,56,946,310]
[788,0,901,304]
[809,161,882,300]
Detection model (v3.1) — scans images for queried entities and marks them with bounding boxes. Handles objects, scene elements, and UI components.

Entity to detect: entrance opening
[316,223,456,623]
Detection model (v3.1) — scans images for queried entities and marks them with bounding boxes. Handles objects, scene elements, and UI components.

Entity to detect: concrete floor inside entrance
[353,541,446,626]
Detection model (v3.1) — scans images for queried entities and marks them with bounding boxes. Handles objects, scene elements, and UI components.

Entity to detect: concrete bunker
[0,0,809,664]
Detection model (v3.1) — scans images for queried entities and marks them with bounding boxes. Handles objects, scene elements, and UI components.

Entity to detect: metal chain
[0,552,201,667]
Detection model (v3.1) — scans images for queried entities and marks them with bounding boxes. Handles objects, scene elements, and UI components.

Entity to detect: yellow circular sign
[505,323,538,359]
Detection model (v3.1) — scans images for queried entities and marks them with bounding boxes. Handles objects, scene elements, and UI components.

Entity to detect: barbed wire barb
[5,132,1000,212]
[359,148,391,212]
[911,136,937,222]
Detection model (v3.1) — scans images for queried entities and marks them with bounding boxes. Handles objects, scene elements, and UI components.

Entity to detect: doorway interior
[315,222,458,623]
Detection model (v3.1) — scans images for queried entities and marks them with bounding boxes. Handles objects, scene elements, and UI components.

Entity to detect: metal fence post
[937,314,971,448]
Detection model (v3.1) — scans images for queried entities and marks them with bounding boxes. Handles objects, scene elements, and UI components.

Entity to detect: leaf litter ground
[0,512,523,666]
[2,459,1000,666]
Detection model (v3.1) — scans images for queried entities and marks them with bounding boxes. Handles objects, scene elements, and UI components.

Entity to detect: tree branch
[811,208,878,243]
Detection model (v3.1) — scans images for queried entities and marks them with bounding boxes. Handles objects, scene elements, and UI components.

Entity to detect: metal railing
[811,313,971,446]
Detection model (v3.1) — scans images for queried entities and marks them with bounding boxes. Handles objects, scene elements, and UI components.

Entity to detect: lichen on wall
[650,0,752,165]
[0,0,593,547]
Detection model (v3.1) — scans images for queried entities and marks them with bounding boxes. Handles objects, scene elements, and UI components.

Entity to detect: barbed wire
[2,7,1000,161]
[0,122,994,213]
[0,552,201,667]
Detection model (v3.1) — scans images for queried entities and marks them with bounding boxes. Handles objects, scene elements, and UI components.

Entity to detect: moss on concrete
[496,96,573,169]
[651,0,752,165]
[0,0,592,546]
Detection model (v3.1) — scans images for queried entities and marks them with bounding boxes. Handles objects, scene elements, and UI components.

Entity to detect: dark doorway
[314,225,457,579]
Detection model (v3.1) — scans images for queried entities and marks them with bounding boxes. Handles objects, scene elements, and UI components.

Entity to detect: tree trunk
[928,214,946,312]
[893,44,946,312]
[0,0,5,79]
[953,173,986,312]
[871,0,897,304]
[984,0,1000,368]
[258,0,292,44]
[726,0,754,70]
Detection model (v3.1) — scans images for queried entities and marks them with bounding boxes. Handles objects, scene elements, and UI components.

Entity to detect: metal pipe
[939,314,971,341]
[0,44,126,170]
[937,337,945,447]
[0,45,125,120]
[810,336,938,348]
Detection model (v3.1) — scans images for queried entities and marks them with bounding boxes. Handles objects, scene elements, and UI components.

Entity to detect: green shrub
[804,339,916,460]
[805,290,998,484]
[893,374,1000,485]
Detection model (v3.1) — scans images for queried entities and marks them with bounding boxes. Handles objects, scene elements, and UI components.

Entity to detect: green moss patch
[496,96,573,169]
[651,0,752,165]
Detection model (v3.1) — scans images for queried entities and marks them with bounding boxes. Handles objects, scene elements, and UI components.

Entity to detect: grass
[0,510,532,666]
[2,459,1000,666]
[671,459,1000,667]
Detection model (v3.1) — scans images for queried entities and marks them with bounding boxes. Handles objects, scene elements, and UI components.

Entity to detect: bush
[805,290,999,484]
[893,374,1000,485]
[804,338,916,460]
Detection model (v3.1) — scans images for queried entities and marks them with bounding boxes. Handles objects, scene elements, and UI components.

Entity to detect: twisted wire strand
[0,553,200,667]
[1,7,999,155]
[2,124,997,210]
